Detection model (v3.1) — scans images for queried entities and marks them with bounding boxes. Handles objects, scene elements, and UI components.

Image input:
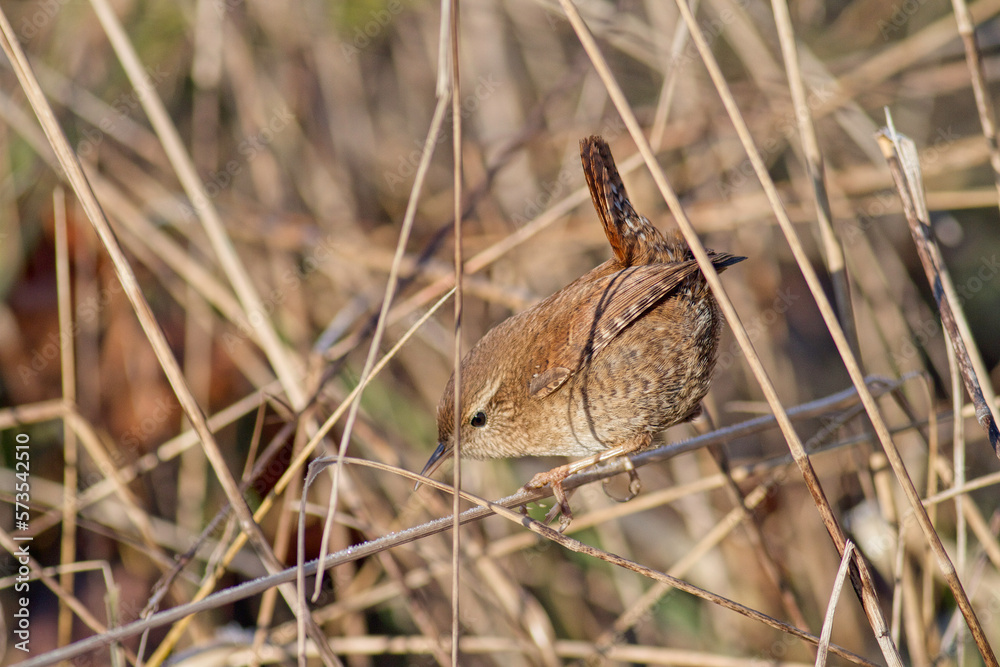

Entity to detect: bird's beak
[414,442,451,491]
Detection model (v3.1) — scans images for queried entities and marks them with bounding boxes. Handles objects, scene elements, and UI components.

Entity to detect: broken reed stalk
[875,124,1000,456]
[875,120,999,666]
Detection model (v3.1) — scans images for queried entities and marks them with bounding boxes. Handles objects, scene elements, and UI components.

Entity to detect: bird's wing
[528,260,702,398]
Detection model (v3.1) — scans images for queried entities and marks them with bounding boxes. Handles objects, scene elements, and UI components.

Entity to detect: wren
[421,136,744,529]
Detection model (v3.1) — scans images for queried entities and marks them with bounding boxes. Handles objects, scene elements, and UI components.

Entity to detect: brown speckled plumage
[423,136,744,527]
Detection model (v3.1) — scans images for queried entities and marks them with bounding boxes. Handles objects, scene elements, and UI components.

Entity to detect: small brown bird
[422,136,744,529]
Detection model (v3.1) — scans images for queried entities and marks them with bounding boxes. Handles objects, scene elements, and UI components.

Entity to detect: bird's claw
[601,459,642,502]
[525,468,575,532]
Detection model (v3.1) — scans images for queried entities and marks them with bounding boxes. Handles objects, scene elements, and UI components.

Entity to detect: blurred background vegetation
[1,0,1000,664]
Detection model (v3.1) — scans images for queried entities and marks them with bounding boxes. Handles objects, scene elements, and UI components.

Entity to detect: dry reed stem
[0,0,260,564]
[950,0,1000,204]
[2,1,999,664]
[589,480,774,656]
[816,540,855,667]
[11,376,952,660]
[877,123,1000,451]
[0,527,111,644]
[951,342,970,665]
[52,186,77,648]
[146,288,454,661]
[0,7,344,661]
[9,384,1000,665]
[770,0,859,361]
[447,3,466,663]
[315,91,449,600]
[87,0,307,409]
[816,0,1000,118]
[559,0,901,660]
[674,2,996,662]
[15,466,879,667]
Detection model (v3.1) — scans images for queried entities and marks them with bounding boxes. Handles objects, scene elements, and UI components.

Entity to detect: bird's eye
[470,411,487,428]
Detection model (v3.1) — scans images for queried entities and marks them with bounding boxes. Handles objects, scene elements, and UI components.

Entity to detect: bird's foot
[523,450,645,530]
[524,466,575,532]
[602,457,642,503]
